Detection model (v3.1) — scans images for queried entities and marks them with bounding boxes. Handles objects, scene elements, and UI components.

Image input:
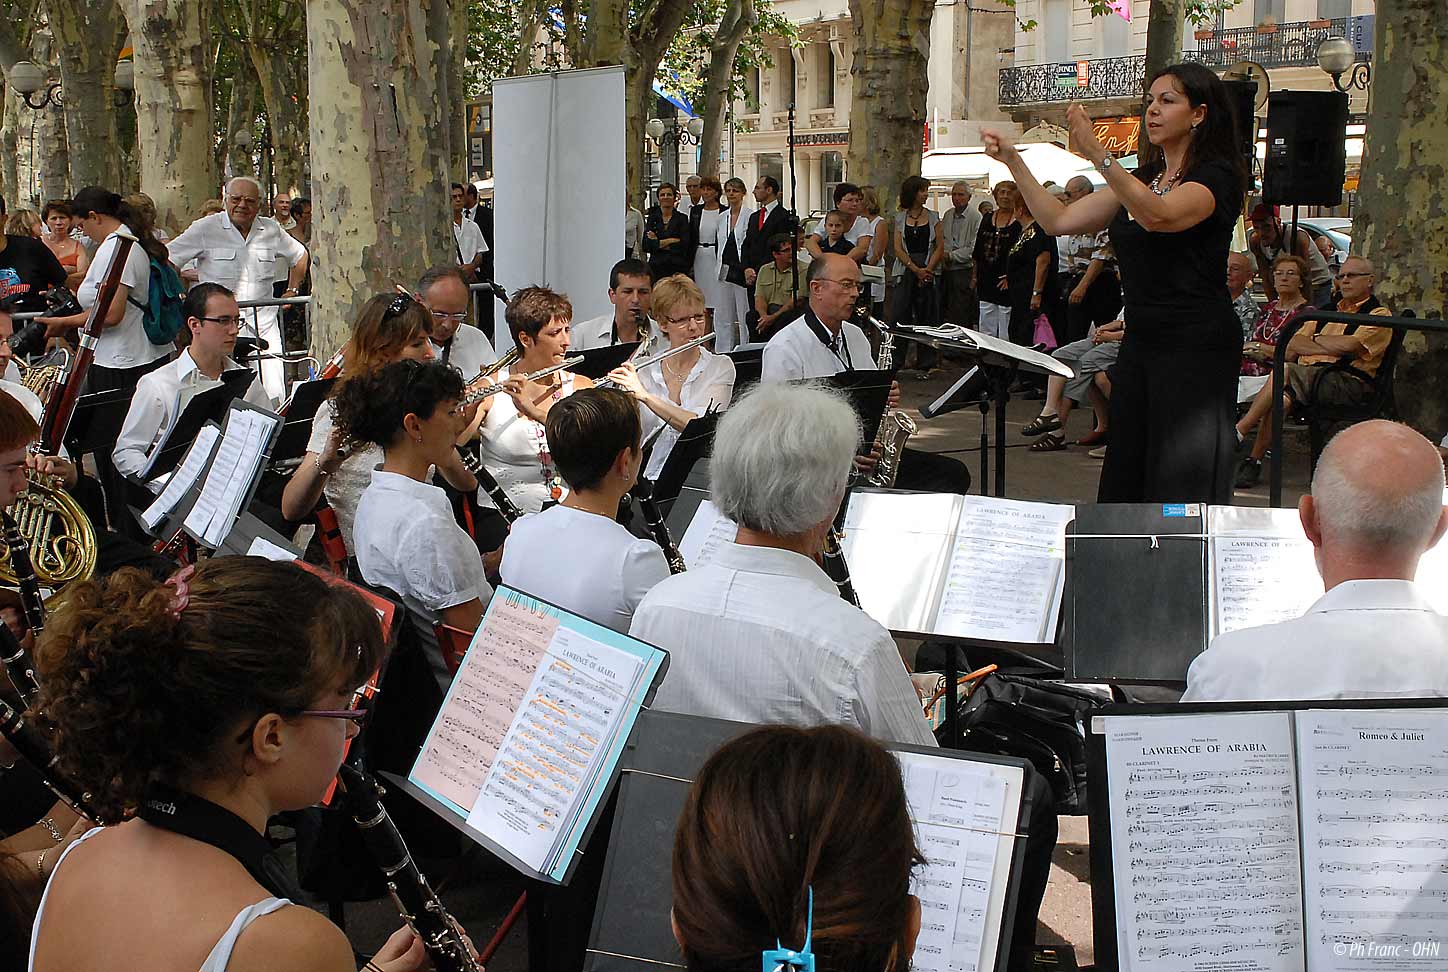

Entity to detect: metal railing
[1268,308,1447,506]
[998,16,1374,107]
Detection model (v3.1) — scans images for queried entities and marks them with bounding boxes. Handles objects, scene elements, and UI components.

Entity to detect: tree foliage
[657,0,796,114]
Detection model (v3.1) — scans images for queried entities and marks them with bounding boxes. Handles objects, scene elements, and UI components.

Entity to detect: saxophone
[336,761,480,972]
[864,317,917,490]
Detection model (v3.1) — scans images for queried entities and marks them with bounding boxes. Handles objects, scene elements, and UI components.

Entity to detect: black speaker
[1262,89,1348,207]
[1221,79,1258,164]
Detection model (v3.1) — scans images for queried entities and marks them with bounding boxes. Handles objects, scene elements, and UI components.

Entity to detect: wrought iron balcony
[998,15,1374,107]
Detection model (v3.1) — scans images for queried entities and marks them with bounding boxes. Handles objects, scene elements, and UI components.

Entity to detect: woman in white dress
[466,286,594,514]
[713,177,753,352]
[607,274,735,482]
[688,176,725,314]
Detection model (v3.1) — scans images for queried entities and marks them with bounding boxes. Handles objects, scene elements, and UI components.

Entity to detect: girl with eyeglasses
[605,274,735,482]
[280,292,478,553]
[26,558,436,972]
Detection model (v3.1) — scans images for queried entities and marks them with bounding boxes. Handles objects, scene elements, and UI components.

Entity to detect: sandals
[1076,428,1109,447]
[1021,413,1062,437]
[1029,432,1067,452]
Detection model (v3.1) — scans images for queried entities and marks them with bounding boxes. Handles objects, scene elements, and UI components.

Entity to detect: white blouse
[475,370,577,514]
[500,505,671,633]
[306,400,383,549]
[637,349,736,481]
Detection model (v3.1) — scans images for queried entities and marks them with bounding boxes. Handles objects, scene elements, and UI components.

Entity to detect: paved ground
[318,365,1315,970]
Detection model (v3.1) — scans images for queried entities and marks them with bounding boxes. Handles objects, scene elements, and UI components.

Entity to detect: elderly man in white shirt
[418,265,496,380]
[630,381,935,747]
[570,257,667,358]
[167,176,309,402]
[113,283,274,485]
[1184,420,1448,702]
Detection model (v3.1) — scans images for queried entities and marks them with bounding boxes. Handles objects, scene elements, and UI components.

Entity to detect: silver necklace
[1149,168,1181,196]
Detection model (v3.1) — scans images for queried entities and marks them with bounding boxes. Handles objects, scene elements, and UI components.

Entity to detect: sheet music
[411,594,558,815]
[898,751,1023,972]
[933,497,1075,644]
[677,500,738,569]
[140,424,220,531]
[1296,709,1448,972]
[896,325,1073,378]
[1103,711,1306,972]
[245,536,297,561]
[465,620,646,874]
[842,491,960,633]
[1208,506,1323,639]
[182,408,278,546]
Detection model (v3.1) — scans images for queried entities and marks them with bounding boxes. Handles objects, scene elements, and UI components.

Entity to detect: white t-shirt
[79,232,169,369]
[500,505,671,633]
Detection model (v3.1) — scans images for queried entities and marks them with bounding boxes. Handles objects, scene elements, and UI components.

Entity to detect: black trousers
[1098,336,1239,504]
[1060,269,1122,344]
[895,447,971,495]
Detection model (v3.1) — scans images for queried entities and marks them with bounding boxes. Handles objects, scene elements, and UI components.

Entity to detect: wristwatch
[1096,155,1115,173]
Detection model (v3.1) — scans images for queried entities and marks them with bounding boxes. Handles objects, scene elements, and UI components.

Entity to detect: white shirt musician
[762,256,877,383]
[630,382,936,748]
[166,177,310,401]
[113,285,274,484]
[500,388,670,633]
[468,287,594,515]
[417,266,497,379]
[569,260,667,359]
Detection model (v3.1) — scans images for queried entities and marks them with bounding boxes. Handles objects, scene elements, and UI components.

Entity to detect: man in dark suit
[464,183,495,283]
[741,176,794,287]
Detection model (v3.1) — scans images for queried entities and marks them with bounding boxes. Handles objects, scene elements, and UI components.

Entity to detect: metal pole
[788,100,798,308]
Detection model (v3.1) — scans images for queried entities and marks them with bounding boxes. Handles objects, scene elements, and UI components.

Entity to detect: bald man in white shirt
[1185,421,1448,702]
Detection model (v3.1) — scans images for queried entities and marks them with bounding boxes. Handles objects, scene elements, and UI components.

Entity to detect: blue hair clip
[762,886,815,972]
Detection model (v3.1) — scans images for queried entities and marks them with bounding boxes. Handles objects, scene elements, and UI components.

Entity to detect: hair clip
[762,886,815,972]
[165,564,197,619]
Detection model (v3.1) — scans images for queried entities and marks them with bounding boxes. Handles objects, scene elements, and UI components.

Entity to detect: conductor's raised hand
[1066,104,1107,165]
[981,129,1020,166]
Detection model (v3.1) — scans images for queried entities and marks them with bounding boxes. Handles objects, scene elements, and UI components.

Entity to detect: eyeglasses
[299,692,373,729]
[1336,271,1371,280]
[227,196,260,207]
[667,313,707,326]
[429,310,468,323]
[199,315,243,329]
[821,278,863,292]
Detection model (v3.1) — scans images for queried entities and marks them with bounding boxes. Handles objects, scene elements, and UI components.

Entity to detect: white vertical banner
[491,66,626,352]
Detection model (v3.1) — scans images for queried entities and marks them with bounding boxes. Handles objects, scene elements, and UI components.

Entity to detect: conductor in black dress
[985,62,1247,504]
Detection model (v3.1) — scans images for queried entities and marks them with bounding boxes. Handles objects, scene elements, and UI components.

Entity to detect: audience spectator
[972,181,1020,340]
[41,200,90,291]
[1185,421,1448,701]
[624,200,644,260]
[196,198,224,219]
[686,175,724,322]
[0,207,67,314]
[1227,250,1259,341]
[1247,203,1334,307]
[1005,194,1058,351]
[714,177,753,350]
[449,181,488,281]
[1022,317,1123,451]
[859,184,887,317]
[753,233,805,337]
[271,193,293,229]
[740,176,794,286]
[1234,255,1392,488]
[286,195,312,247]
[123,192,170,243]
[643,183,691,281]
[5,210,41,239]
[677,174,702,217]
[1056,177,1120,343]
[815,210,855,257]
[891,175,943,369]
[804,182,872,263]
[1240,254,1310,389]
[938,181,981,328]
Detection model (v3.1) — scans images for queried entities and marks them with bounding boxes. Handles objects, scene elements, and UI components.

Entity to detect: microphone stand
[787,100,799,312]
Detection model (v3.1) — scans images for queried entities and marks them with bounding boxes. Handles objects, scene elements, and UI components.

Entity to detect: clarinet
[336,762,480,972]
[459,450,524,523]
[0,622,39,710]
[820,496,861,607]
[0,699,100,820]
[632,479,685,574]
[2,511,45,641]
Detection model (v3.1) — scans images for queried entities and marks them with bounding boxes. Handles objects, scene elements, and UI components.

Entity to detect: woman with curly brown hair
[25,558,431,972]
[672,725,923,972]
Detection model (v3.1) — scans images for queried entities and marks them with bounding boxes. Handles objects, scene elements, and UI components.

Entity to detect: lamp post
[645,114,705,149]
[1315,35,1370,92]
[6,58,135,109]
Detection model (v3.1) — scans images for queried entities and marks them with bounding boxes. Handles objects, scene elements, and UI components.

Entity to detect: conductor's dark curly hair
[35,559,387,824]
[331,358,465,452]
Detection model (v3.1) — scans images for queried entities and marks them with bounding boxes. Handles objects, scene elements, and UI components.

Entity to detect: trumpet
[456,355,584,409]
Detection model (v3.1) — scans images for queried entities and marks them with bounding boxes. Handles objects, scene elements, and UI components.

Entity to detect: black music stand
[821,368,895,448]
[144,369,258,478]
[214,510,304,559]
[724,346,764,387]
[159,401,282,551]
[649,412,720,506]
[585,709,1032,972]
[60,387,134,462]
[571,342,641,380]
[271,376,337,465]
[887,327,1071,497]
[1064,504,1209,686]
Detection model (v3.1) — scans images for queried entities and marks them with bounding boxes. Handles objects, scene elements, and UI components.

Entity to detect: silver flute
[458,355,584,408]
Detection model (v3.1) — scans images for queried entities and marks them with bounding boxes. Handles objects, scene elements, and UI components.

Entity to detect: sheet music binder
[584,709,1033,972]
[145,369,258,477]
[269,375,337,464]
[1085,699,1448,972]
[398,585,670,886]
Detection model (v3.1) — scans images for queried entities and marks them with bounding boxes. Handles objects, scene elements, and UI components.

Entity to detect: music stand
[144,369,258,478]
[724,346,764,387]
[162,400,282,551]
[271,376,337,465]
[61,387,134,462]
[887,327,1071,497]
[214,509,304,559]
[822,368,895,449]
[571,343,641,381]
[649,412,720,506]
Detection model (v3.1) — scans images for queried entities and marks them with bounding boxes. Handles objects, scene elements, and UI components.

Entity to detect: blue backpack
[127,255,186,345]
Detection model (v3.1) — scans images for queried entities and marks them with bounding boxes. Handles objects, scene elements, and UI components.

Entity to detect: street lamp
[7,58,134,109]
[1316,35,1370,92]
[646,115,705,148]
